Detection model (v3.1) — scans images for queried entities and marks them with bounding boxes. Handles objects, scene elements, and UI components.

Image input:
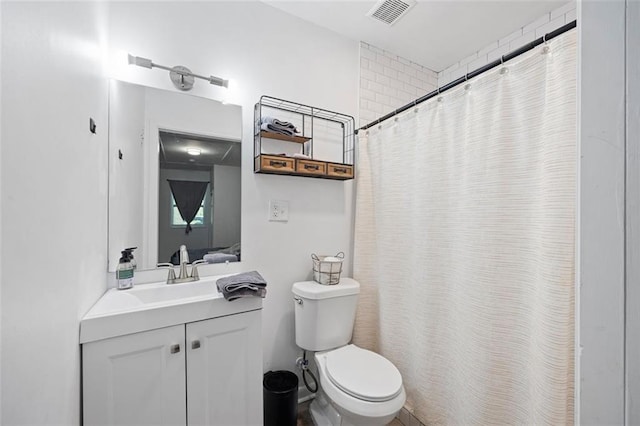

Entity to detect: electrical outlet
[269,200,289,222]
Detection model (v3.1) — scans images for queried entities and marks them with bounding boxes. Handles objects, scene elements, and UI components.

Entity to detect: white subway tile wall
[358,1,576,127]
[359,41,438,126]
[437,1,576,86]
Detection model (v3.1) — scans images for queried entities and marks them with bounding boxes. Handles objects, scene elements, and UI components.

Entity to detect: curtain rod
[356,19,577,134]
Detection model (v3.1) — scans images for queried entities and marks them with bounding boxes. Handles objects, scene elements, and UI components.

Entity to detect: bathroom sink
[128,279,219,304]
[80,274,262,344]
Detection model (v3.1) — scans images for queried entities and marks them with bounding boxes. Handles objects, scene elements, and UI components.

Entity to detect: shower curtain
[353,31,576,425]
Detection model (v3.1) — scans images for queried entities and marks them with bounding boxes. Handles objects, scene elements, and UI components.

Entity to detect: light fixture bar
[127,54,229,89]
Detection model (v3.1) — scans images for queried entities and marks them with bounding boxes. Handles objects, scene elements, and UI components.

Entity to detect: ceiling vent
[366,0,416,26]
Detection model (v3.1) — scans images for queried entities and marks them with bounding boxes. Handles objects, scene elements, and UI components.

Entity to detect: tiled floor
[296,400,404,426]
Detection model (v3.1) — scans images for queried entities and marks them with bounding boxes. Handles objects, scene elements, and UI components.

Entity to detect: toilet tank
[292,278,360,352]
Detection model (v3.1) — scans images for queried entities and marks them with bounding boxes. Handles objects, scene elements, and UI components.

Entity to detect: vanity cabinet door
[83,325,187,426]
[186,309,262,425]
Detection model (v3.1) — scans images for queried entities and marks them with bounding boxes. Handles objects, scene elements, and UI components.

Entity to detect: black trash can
[263,370,298,426]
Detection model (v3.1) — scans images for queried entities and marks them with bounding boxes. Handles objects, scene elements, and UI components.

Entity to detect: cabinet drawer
[327,163,354,179]
[258,155,295,173]
[296,159,326,176]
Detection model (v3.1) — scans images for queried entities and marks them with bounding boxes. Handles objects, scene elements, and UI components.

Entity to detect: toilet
[292,278,406,426]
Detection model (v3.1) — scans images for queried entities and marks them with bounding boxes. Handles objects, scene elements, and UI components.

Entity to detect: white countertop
[80,274,262,343]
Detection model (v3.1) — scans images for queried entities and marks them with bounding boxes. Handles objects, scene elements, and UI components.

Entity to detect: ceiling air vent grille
[366,0,416,26]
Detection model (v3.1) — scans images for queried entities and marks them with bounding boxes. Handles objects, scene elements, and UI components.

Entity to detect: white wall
[0,2,3,420]
[108,80,145,270]
[0,2,3,421]
[438,2,576,86]
[578,1,626,423]
[627,1,640,423]
[1,2,109,424]
[213,164,241,248]
[0,1,358,423]
[107,0,358,392]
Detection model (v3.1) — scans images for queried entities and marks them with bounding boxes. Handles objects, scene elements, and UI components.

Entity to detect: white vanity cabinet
[82,325,187,425]
[186,311,262,425]
[82,309,262,426]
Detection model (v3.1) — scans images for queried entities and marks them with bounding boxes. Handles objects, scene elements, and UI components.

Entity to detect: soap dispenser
[126,246,138,270]
[116,250,134,290]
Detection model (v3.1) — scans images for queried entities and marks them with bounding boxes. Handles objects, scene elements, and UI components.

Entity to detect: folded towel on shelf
[203,253,238,264]
[261,122,295,136]
[216,271,267,301]
[261,116,299,133]
[292,153,311,159]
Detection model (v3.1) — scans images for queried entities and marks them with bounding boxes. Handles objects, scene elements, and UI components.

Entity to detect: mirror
[108,80,242,271]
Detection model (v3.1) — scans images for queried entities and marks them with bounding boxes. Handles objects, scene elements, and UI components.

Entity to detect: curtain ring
[542,33,551,54]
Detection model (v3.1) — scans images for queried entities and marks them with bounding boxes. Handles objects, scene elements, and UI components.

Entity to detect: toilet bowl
[310,344,406,426]
[292,279,405,425]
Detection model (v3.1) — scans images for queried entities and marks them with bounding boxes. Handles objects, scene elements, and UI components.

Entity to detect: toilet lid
[325,345,403,402]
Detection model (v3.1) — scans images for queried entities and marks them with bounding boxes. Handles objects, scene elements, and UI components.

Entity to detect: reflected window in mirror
[158,130,241,266]
[171,193,206,227]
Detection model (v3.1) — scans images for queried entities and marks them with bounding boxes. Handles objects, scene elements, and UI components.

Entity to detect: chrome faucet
[178,245,190,281]
[157,245,207,284]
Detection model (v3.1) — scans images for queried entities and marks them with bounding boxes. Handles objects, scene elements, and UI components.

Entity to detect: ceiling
[159,131,241,171]
[264,0,566,72]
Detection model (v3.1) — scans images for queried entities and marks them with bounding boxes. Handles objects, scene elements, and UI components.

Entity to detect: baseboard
[298,384,316,404]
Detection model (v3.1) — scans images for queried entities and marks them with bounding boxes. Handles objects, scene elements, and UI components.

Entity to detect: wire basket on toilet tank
[311,252,344,285]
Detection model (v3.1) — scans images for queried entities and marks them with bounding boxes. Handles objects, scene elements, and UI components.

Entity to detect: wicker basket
[311,252,344,285]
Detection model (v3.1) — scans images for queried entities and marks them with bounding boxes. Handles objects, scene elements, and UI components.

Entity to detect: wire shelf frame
[254,95,356,168]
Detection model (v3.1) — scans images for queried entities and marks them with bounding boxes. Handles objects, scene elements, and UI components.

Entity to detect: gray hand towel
[216,271,267,301]
[224,287,267,302]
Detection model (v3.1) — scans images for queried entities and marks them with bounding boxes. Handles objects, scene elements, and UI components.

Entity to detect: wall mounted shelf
[259,130,311,144]
[254,96,355,180]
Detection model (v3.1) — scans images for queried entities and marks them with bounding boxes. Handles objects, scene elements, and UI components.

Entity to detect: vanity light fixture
[127,54,229,91]
[186,148,202,156]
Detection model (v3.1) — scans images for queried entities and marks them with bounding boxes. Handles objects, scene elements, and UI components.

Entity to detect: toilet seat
[314,345,407,424]
[324,345,403,402]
